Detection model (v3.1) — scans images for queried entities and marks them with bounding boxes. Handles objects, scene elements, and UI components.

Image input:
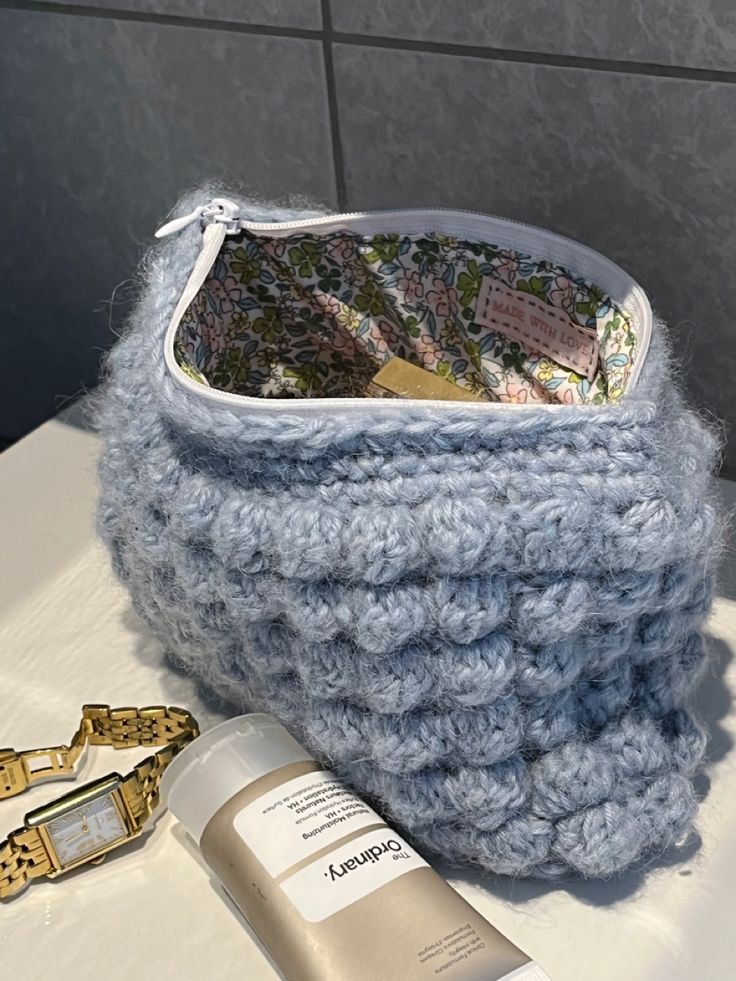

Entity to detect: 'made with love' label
[475,279,600,382]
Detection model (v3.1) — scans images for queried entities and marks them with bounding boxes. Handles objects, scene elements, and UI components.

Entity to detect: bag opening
[173,225,642,406]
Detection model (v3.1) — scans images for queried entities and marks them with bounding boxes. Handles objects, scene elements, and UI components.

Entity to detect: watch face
[46,792,127,867]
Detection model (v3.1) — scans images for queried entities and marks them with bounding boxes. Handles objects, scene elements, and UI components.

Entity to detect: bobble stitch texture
[96,190,722,879]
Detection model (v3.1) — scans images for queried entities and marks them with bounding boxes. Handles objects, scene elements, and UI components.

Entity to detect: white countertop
[1,407,735,980]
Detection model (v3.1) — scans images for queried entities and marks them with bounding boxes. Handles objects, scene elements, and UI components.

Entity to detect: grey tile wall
[331,0,736,73]
[0,7,333,441]
[25,0,322,29]
[1,1,734,475]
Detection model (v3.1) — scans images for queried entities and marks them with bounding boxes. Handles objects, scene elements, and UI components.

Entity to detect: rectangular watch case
[25,773,138,875]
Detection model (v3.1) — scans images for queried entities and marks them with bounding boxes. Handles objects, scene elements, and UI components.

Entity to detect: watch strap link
[0,827,53,899]
[0,704,199,900]
[1,704,199,801]
[83,704,199,828]
[98,705,197,827]
[83,703,198,753]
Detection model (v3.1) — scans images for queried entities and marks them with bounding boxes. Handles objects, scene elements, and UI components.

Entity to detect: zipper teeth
[232,209,641,305]
[235,206,546,234]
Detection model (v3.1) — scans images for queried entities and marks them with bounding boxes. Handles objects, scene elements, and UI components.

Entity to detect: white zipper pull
[155,197,240,238]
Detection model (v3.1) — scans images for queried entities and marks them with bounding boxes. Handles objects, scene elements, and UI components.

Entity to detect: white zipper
[159,199,653,414]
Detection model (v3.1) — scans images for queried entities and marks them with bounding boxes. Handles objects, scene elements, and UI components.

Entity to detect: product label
[280,827,428,922]
[474,278,600,381]
[233,771,383,877]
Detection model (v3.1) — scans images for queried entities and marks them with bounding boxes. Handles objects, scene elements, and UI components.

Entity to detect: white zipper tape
[164,221,229,350]
[160,200,653,414]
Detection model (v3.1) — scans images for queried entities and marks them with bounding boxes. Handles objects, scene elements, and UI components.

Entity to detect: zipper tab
[155,198,240,239]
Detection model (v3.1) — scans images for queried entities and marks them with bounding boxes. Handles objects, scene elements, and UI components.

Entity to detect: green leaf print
[251,306,283,343]
[412,238,441,272]
[575,284,604,320]
[436,360,457,383]
[479,243,502,264]
[501,342,527,373]
[317,264,342,293]
[211,348,252,390]
[464,340,482,372]
[354,281,386,316]
[288,241,322,278]
[361,235,400,264]
[283,362,328,395]
[253,282,273,304]
[297,306,328,331]
[515,276,547,300]
[403,314,421,338]
[575,299,597,319]
[229,247,262,283]
[457,259,481,307]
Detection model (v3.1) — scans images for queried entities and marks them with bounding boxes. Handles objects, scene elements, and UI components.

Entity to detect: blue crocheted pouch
[97,191,721,879]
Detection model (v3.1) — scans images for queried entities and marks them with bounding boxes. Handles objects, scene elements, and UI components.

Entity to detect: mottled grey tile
[334,44,736,475]
[331,0,736,72]
[26,0,322,29]
[0,9,334,441]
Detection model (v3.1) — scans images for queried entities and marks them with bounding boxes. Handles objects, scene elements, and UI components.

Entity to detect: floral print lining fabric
[175,231,637,404]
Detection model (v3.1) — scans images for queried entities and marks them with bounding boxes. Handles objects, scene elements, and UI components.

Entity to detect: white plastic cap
[160,713,314,844]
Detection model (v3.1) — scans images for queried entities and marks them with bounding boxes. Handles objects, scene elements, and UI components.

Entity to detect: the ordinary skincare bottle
[161,714,549,981]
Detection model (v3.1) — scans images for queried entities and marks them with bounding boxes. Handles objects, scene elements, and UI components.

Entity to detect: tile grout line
[0,0,324,39]
[0,0,736,85]
[332,31,736,84]
[320,0,348,210]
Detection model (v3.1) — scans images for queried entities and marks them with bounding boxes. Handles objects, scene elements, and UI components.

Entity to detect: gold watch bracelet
[0,704,199,899]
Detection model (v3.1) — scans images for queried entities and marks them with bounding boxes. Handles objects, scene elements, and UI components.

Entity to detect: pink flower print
[207,275,244,318]
[398,270,425,302]
[377,319,401,348]
[365,319,402,357]
[560,388,574,404]
[200,311,227,355]
[415,332,442,369]
[314,292,342,318]
[330,328,359,359]
[328,236,355,262]
[369,333,389,356]
[503,381,529,404]
[548,276,575,315]
[426,278,459,318]
[497,251,520,283]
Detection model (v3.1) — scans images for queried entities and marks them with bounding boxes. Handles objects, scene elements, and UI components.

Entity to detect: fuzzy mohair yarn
[96,190,721,879]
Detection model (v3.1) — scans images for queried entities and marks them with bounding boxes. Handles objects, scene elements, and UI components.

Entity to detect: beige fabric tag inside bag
[474,279,600,382]
[366,358,485,402]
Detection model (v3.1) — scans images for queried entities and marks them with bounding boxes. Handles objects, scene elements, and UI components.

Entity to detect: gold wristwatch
[0,704,199,899]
